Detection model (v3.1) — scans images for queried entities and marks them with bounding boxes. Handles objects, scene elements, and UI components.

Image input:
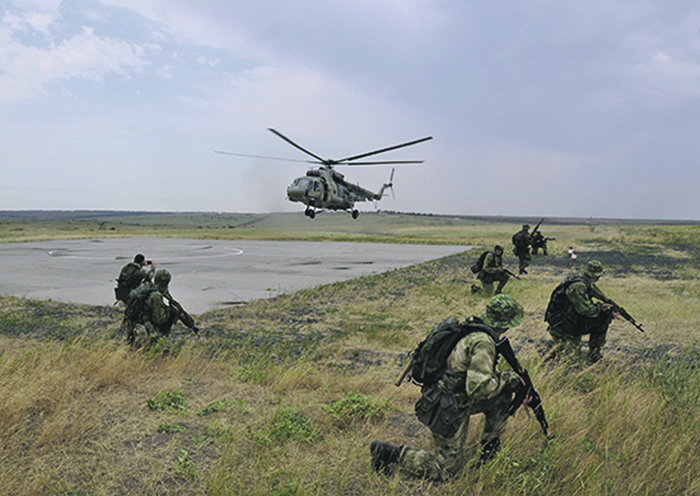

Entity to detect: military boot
[471,284,481,294]
[587,347,603,364]
[478,438,501,466]
[370,441,403,475]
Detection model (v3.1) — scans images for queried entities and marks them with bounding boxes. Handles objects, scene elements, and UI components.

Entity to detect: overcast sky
[1,1,699,220]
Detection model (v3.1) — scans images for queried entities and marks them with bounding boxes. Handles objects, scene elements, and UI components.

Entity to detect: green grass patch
[157,420,187,433]
[324,391,390,427]
[147,390,189,412]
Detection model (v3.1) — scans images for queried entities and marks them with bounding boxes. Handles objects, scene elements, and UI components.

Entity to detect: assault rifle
[496,336,553,440]
[164,291,200,335]
[590,284,644,333]
[533,235,556,243]
[502,268,521,280]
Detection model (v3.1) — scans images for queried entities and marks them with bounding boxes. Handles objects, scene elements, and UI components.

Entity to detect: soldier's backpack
[115,263,145,302]
[124,284,158,324]
[470,251,490,274]
[544,274,585,326]
[410,317,498,388]
[512,230,527,247]
[411,317,499,437]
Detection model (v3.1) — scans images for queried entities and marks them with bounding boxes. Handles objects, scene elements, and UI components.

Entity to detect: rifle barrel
[532,217,545,234]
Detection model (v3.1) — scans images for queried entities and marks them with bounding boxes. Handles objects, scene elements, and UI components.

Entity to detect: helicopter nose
[287,184,306,202]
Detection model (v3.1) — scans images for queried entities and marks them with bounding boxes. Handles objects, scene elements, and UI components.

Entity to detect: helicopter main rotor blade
[343,160,424,166]
[268,128,328,164]
[335,136,433,163]
[214,151,312,164]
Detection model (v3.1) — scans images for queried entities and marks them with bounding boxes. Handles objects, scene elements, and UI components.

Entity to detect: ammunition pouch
[415,383,464,438]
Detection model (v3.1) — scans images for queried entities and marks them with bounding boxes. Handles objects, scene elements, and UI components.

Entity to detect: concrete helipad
[0,238,469,314]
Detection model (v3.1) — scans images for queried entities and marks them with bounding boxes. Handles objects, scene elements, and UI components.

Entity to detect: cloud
[0,25,147,101]
[2,1,700,219]
[620,11,700,101]
[2,10,55,35]
[155,63,172,78]
[7,0,62,11]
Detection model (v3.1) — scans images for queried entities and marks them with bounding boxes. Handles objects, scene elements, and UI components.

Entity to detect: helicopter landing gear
[305,208,316,219]
[351,209,359,220]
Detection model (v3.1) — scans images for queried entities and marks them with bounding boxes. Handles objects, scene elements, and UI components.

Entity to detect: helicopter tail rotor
[377,168,395,200]
[387,168,395,199]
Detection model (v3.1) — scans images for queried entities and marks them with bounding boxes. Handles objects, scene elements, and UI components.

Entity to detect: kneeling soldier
[545,260,617,363]
[371,295,526,480]
[122,269,197,345]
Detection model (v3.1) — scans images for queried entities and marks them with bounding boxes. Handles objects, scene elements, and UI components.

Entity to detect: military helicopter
[216,129,432,219]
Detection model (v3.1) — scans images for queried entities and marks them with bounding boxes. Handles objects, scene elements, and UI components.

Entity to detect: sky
[1,0,700,220]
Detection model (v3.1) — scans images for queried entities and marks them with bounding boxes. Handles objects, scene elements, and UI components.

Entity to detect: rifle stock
[395,356,414,387]
[496,336,553,440]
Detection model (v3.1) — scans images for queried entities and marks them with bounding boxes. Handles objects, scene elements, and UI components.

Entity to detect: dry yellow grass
[0,214,699,494]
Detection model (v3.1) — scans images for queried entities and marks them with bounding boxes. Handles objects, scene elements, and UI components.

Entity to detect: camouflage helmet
[584,260,604,278]
[479,294,524,329]
[522,224,530,230]
[494,244,504,253]
[154,269,171,291]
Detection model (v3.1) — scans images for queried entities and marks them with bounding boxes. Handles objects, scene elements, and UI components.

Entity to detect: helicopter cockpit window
[292,178,311,188]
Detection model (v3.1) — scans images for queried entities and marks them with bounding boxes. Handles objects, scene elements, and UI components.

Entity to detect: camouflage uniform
[545,260,611,363]
[115,255,155,303]
[371,295,525,480]
[512,225,532,274]
[475,245,509,296]
[530,231,548,256]
[122,270,179,344]
[143,270,179,338]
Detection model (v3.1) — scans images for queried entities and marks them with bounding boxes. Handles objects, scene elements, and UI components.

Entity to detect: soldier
[544,260,617,363]
[114,254,156,303]
[530,231,549,256]
[511,224,532,274]
[471,244,510,296]
[370,295,527,480]
[122,269,194,345]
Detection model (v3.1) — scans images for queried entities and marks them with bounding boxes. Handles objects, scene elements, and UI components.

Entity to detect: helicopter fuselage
[286,167,377,213]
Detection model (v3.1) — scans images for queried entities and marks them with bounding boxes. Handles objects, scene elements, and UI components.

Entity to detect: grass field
[0,212,699,495]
